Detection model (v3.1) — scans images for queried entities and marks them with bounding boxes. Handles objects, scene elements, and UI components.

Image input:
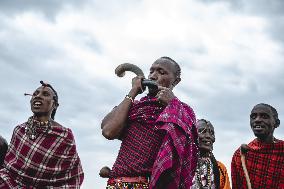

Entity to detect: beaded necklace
[25,116,51,140]
[196,157,212,188]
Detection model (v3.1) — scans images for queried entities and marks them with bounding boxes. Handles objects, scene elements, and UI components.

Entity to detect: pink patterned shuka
[150,97,198,189]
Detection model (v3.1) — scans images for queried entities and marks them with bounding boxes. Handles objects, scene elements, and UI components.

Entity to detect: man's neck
[33,115,50,122]
[257,136,275,143]
[200,151,211,158]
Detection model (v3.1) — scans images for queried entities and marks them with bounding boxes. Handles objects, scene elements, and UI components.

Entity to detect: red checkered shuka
[0,121,84,188]
[110,96,165,178]
[109,96,198,189]
[231,139,284,189]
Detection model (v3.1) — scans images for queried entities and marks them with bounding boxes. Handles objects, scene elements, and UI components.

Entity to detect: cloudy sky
[0,0,283,188]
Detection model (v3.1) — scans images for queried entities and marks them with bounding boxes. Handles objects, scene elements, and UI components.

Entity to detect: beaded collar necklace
[25,116,51,140]
[196,157,212,188]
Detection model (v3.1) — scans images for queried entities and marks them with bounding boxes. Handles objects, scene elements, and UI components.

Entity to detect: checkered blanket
[0,121,84,188]
[231,139,284,189]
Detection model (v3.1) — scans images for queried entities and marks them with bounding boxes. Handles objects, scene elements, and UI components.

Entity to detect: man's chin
[254,133,267,140]
[199,145,213,152]
[32,111,49,117]
[148,88,158,96]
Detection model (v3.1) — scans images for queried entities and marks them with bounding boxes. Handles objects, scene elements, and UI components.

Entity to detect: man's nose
[149,72,157,80]
[254,115,262,122]
[204,131,211,138]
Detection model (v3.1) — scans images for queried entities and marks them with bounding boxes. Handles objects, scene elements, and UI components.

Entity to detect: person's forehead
[197,121,214,129]
[251,105,272,114]
[35,86,54,95]
[150,59,175,71]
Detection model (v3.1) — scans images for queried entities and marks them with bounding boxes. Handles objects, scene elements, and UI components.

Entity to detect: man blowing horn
[101,57,198,189]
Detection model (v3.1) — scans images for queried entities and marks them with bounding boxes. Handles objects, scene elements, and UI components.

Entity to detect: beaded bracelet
[125,94,134,103]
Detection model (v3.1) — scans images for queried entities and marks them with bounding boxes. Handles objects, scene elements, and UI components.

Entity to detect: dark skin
[241,104,280,155]
[101,58,181,140]
[0,135,8,165]
[250,104,280,143]
[30,86,58,122]
[196,120,215,157]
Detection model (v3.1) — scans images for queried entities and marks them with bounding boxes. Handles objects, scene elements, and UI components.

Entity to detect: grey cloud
[233,0,284,44]
[181,59,284,133]
[200,0,284,15]
[200,0,284,44]
[238,0,284,16]
[71,31,103,54]
[0,0,87,19]
[200,0,243,9]
[268,17,284,43]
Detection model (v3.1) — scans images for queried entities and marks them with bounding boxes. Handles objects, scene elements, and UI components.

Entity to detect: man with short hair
[0,81,84,188]
[231,103,284,189]
[101,57,198,189]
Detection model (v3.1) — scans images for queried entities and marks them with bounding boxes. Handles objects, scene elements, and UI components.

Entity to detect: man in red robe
[0,81,84,188]
[101,57,198,189]
[231,103,284,189]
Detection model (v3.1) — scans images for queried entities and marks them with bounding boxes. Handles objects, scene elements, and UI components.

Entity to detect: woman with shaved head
[191,119,231,189]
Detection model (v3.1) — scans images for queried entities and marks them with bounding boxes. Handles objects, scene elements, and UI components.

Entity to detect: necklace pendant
[26,116,52,140]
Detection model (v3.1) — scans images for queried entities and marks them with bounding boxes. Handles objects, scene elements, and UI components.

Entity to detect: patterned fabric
[231,138,284,189]
[109,96,165,178]
[149,97,198,189]
[218,161,231,189]
[0,121,84,188]
[106,182,149,189]
[191,160,231,189]
[191,158,216,189]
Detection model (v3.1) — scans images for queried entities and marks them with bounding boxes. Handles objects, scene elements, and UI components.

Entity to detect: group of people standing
[0,57,282,188]
[100,57,284,189]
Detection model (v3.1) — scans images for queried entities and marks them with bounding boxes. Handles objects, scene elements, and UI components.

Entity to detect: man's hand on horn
[156,86,175,106]
[129,76,145,98]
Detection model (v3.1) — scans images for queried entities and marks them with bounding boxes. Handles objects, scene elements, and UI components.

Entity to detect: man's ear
[53,101,59,109]
[275,119,280,128]
[171,78,181,89]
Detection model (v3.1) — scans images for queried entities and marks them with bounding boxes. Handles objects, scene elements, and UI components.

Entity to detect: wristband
[125,94,134,103]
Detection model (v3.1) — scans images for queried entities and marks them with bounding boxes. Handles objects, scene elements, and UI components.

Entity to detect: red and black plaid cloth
[0,121,84,188]
[231,138,284,189]
[109,96,198,189]
[149,97,198,189]
[110,96,165,178]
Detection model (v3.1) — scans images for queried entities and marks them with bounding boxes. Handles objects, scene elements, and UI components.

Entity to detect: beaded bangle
[125,94,134,103]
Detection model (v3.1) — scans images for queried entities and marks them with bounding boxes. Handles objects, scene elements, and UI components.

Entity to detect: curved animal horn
[115,63,145,77]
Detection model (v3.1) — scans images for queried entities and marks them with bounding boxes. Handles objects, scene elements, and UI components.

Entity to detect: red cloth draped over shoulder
[149,97,198,189]
[0,121,84,188]
[231,139,284,189]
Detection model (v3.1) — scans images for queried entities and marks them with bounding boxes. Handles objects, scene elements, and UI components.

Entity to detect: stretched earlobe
[52,102,59,110]
[275,119,280,128]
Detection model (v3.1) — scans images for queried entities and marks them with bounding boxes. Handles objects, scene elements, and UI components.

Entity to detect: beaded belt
[106,176,149,189]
